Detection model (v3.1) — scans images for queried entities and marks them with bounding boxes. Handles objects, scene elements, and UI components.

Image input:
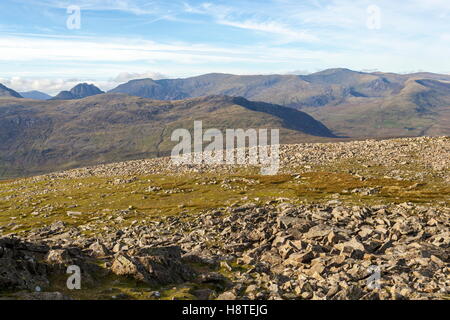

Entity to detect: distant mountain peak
[20,90,51,100]
[0,83,23,98]
[311,68,359,75]
[128,78,156,82]
[52,83,104,100]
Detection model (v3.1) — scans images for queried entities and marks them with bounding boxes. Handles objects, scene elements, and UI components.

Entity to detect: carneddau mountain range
[107,68,450,138]
[0,68,449,178]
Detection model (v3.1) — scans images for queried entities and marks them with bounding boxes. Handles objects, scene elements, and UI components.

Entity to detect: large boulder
[111,246,195,286]
[0,238,50,291]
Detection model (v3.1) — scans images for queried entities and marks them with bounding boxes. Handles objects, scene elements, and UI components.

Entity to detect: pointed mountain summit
[52,83,104,100]
[0,83,23,98]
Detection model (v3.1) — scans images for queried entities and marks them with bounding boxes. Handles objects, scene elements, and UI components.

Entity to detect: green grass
[1,164,448,237]
[0,161,448,299]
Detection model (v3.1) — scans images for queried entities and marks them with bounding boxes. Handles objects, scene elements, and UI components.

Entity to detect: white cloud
[0,70,168,95]
[218,18,318,43]
[112,71,168,82]
[0,35,267,64]
[179,2,319,43]
[15,0,159,15]
[1,0,450,90]
[0,77,85,95]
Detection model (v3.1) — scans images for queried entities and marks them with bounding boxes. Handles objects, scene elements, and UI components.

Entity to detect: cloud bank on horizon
[0,0,449,94]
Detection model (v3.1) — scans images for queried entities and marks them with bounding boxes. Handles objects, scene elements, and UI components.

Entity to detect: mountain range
[108,68,450,137]
[109,68,450,107]
[0,68,449,178]
[0,94,334,178]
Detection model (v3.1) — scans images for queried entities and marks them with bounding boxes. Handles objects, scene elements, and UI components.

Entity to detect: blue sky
[0,0,449,94]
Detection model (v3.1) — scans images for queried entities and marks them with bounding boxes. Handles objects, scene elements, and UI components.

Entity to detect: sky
[0,0,449,95]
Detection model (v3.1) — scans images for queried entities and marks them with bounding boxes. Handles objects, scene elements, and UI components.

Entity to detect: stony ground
[0,137,449,300]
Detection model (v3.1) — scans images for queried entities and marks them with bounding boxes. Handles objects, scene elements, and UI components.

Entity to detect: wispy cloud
[217,19,318,43]
[112,71,167,82]
[182,2,318,43]
[0,0,449,94]
[0,35,261,63]
[13,0,158,15]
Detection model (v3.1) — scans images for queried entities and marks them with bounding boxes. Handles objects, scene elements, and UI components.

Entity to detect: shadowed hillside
[0,94,335,178]
[109,69,450,137]
[0,84,23,98]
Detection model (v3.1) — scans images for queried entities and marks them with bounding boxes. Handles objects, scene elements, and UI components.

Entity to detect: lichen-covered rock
[111,247,196,286]
[46,249,72,265]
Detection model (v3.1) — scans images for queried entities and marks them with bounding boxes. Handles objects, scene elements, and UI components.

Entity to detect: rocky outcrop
[0,238,49,291]
[1,201,448,300]
[0,137,448,300]
[34,136,450,183]
[51,83,104,100]
[111,246,196,286]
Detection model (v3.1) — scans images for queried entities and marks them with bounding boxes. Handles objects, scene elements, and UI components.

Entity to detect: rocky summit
[0,137,448,300]
[51,83,104,100]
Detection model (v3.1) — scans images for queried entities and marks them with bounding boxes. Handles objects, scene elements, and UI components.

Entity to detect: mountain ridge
[0,94,335,178]
[107,69,450,137]
[108,68,450,104]
[2,68,449,139]
[0,83,23,98]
